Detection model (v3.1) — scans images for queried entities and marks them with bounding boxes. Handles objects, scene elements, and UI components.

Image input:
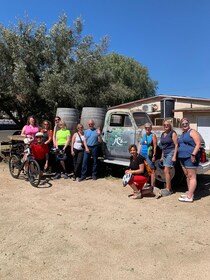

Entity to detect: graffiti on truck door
[111,135,128,146]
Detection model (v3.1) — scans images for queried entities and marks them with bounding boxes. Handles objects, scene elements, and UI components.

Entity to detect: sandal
[132,191,142,199]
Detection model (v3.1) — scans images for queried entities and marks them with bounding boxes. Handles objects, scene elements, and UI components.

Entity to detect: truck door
[103,112,135,159]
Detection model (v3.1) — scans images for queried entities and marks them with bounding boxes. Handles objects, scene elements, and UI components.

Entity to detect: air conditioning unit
[142,104,153,113]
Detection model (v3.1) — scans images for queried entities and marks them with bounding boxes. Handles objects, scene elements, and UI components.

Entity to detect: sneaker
[92,176,97,180]
[178,196,193,202]
[63,173,68,179]
[161,188,173,197]
[72,176,76,181]
[78,177,86,182]
[52,173,61,180]
[152,186,162,199]
[180,192,191,198]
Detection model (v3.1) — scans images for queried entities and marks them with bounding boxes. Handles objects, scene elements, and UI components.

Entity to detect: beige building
[110,95,210,150]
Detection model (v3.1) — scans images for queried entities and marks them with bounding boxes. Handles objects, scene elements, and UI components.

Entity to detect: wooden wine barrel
[56,108,79,134]
[80,107,106,130]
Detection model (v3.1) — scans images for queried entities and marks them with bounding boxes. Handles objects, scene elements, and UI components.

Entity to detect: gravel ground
[0,162,210,280]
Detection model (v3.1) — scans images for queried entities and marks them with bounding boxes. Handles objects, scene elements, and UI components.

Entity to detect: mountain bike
[9,138,41,187]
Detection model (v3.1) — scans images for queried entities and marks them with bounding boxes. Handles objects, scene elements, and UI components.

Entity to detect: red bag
[200,148,207,163]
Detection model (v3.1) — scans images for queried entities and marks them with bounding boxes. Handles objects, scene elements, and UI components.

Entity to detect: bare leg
[185,168,197,198]
[60,160,66,172]
[129,183,139,193]
[164,166,171,191]
[129,183,141,199]
[150,170,156,186]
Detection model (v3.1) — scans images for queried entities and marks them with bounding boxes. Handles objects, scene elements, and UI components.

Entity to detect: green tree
[96,52,157,107]
[0,15,157,125]
[0,18,49,126]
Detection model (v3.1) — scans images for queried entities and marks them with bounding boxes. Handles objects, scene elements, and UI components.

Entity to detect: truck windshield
[132,112,152,127]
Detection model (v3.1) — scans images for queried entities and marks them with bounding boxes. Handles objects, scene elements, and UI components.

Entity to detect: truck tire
[155,160,185,190]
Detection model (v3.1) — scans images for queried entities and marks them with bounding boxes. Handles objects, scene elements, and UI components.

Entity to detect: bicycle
[9,138,41,187]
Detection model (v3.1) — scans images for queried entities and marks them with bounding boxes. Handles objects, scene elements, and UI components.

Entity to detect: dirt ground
[0,162,210,280]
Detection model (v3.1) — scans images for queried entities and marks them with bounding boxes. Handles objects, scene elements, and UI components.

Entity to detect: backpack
[143,159,152,176]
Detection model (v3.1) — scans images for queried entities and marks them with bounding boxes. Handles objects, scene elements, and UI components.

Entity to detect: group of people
[125,118,201,203]
[20,115,202,203]
[20,115,102,182]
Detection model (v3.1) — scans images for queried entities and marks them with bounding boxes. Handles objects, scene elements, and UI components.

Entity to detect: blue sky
[1,0,210,98]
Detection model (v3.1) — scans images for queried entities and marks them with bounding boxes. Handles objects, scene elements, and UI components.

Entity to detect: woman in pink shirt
[21,116,40,142]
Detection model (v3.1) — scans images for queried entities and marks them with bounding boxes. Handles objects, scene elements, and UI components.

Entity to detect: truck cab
[102,108,154,165]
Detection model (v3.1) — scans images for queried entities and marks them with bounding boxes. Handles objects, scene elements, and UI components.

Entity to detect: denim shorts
[179,157,199,169]
[163,150,174,168]
[145,155,155,170]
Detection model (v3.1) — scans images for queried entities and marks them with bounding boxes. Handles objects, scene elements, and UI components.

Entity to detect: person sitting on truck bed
[139,123,157,187]
[78,119,102,181]
[159,120,178,196]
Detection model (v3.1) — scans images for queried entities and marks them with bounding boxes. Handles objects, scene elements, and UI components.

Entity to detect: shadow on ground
[195,174,210,200]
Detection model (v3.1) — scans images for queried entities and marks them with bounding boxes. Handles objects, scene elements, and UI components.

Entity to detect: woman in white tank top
[71,124,88,180]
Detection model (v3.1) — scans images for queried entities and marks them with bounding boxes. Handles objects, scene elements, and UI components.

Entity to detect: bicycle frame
[9,140,41,187]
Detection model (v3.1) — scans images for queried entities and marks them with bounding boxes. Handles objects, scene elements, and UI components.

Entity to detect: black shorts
[36,159,46,171]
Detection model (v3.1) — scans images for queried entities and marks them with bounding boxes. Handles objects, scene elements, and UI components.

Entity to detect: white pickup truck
[101,108,210,186]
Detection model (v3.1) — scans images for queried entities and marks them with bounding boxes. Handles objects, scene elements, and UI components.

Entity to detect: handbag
[147,145,154,158]
[77,133,85,149]
[146,135,153,158]
[200,147,207,163]
[143,159,152,176]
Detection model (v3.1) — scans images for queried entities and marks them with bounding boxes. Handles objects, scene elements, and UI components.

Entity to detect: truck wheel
[155,160,185,189]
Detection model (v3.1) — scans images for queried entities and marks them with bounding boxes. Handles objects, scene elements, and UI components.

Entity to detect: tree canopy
[0,15,157,125]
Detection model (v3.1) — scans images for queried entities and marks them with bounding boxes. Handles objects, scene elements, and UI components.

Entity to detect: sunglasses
[181,122,189,127]
[163,124,170,127]
[55,119,60,121]
[44,123,49,125]
[36,136,43,138]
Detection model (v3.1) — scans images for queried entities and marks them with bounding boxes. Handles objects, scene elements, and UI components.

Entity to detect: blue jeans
[81,145,98,178]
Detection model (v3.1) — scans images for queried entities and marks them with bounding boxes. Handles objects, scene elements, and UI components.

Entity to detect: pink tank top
[25,125,39,142]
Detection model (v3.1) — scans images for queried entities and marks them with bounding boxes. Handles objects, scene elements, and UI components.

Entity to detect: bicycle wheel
[9,155,21,179]
[28,159,41,187]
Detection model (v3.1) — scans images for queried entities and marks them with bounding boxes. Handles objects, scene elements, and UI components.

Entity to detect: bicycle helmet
[56,150,67,161]
[122,173,133,187]
[35,132,44,138]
